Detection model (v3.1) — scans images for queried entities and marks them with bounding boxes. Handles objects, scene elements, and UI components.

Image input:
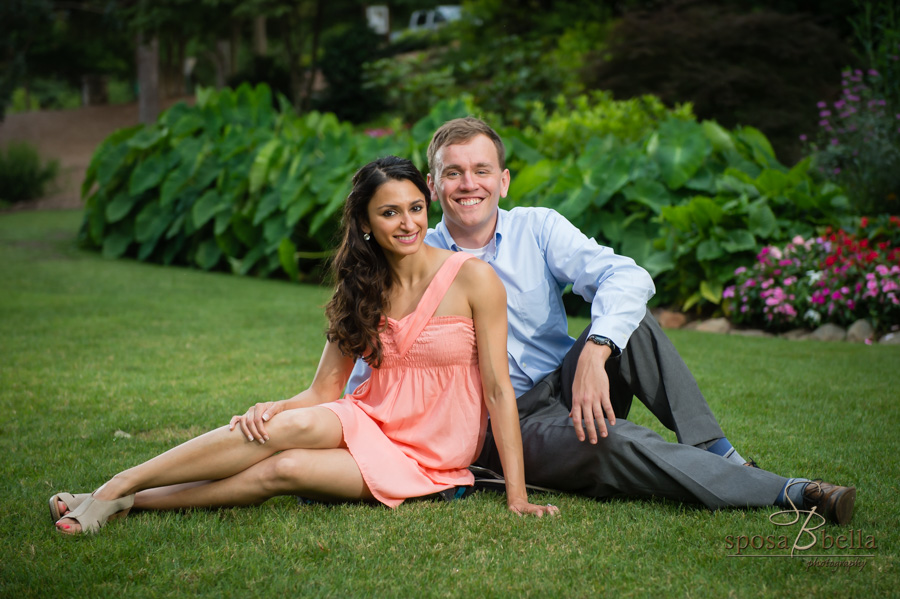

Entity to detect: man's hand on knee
[569,342,616,443]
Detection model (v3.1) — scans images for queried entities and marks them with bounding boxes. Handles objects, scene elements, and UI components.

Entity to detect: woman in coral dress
[51,156,557,533]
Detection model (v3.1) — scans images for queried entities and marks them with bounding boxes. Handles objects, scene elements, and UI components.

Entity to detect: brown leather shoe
[802,480,856,525]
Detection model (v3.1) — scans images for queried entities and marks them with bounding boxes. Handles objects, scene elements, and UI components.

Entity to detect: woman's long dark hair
[324,156,431,367]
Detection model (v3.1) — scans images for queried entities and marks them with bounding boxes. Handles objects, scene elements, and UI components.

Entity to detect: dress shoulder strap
[394,252,474,357]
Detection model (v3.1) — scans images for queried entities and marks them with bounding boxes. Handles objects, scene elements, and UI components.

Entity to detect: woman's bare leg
[132,448,375,510]
[57,407,345,531]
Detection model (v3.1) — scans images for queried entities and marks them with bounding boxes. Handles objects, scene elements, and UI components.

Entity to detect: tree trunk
[302,0,325,112]
[253,17,267,56]
[136,32,160,124]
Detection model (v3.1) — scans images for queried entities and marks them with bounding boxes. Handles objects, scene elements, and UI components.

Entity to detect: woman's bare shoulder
[457,256,504,295]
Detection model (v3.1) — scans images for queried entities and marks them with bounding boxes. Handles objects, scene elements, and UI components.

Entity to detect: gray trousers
[475,309,788,509]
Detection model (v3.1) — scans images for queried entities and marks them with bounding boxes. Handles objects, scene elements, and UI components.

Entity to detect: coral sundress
[323,252,487,507]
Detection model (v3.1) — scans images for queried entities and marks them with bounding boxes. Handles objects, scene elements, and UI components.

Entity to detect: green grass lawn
[2,210,898,598]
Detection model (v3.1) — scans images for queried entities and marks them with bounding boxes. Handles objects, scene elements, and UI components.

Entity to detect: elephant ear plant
[78,83,420,281]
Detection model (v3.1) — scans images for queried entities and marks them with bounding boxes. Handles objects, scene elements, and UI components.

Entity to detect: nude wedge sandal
[56,494,134,534]
[48,492,92,522]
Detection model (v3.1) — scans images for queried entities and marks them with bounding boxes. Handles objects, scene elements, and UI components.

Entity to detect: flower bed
[725,215,900,333]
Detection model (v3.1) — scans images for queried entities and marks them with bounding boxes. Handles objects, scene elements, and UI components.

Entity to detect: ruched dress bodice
[323,253,487,506]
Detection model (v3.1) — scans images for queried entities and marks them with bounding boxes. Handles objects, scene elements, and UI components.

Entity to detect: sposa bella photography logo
[724,483,876,572]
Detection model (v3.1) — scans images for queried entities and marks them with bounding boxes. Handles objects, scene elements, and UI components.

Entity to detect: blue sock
[775,478,810,508]
[706,437,748,466]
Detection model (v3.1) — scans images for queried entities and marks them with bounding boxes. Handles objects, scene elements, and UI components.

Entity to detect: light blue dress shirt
[346,207,655,397]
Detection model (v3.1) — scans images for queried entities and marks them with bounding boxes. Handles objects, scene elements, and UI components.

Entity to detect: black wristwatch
[587,334,621,357]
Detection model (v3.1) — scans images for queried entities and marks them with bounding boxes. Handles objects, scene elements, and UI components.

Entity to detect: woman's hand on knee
[229,401,283,444]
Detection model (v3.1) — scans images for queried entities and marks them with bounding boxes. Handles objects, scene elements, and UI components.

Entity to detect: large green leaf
[128,152,168,196]
[95,143,132,188]
[507,159,555,204]
[701,120,736,153]
[127,126,165,151]
[622,179,674,214]
[102,221,134,259]
[253,189,282,225]
[696,239,724,261]
[135,200,170,244]
[748,201,777,237]
[105,189,142,223]
[641,250,675,277]
[699,280,723,304]
[720,229,756,253]
[194,238,222,270]
[192,189,227,228]
[249,139,283,194]
[160,161,193,207]
[278,238,299,281]
[587,150,635,206]
[651,120,711,189]
[736,126,777,167]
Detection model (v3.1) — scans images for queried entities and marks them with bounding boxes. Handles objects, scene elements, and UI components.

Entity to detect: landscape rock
[879,332,900,345]
[780,328,811,340]
[810,323,847,342]
[653,309,688,329]
[695,318,732,334]
[730,328,774,338]
[846,319,875,343]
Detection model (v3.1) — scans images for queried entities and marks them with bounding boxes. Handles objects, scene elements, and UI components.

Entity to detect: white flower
[806,270,823,283]
[804,309,821,323]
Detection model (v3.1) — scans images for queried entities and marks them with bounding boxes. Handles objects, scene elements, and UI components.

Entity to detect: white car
[391,5,461,41]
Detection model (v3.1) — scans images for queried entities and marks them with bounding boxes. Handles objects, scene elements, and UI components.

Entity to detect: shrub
[583,0,853,165]
[0,141,59,204]
[725,216,900,332]
[315,22,387,123]
[494,92,849,311]
[78,84,475,279]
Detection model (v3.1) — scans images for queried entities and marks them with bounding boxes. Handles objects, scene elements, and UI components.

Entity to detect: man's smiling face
[428,134,510,248]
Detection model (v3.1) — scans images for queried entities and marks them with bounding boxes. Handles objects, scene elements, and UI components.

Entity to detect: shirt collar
[436,208,507,256]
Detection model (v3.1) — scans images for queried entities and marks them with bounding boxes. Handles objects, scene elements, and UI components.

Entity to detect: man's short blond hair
[427,117,506,177]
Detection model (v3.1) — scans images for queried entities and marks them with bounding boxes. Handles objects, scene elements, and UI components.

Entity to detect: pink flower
[723,286,735,298]
[734,266,747,275]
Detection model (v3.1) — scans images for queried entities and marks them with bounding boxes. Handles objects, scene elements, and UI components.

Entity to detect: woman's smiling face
[363,178,430,258]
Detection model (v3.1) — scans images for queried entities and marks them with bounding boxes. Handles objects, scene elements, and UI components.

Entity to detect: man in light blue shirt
[346,118,857,523]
